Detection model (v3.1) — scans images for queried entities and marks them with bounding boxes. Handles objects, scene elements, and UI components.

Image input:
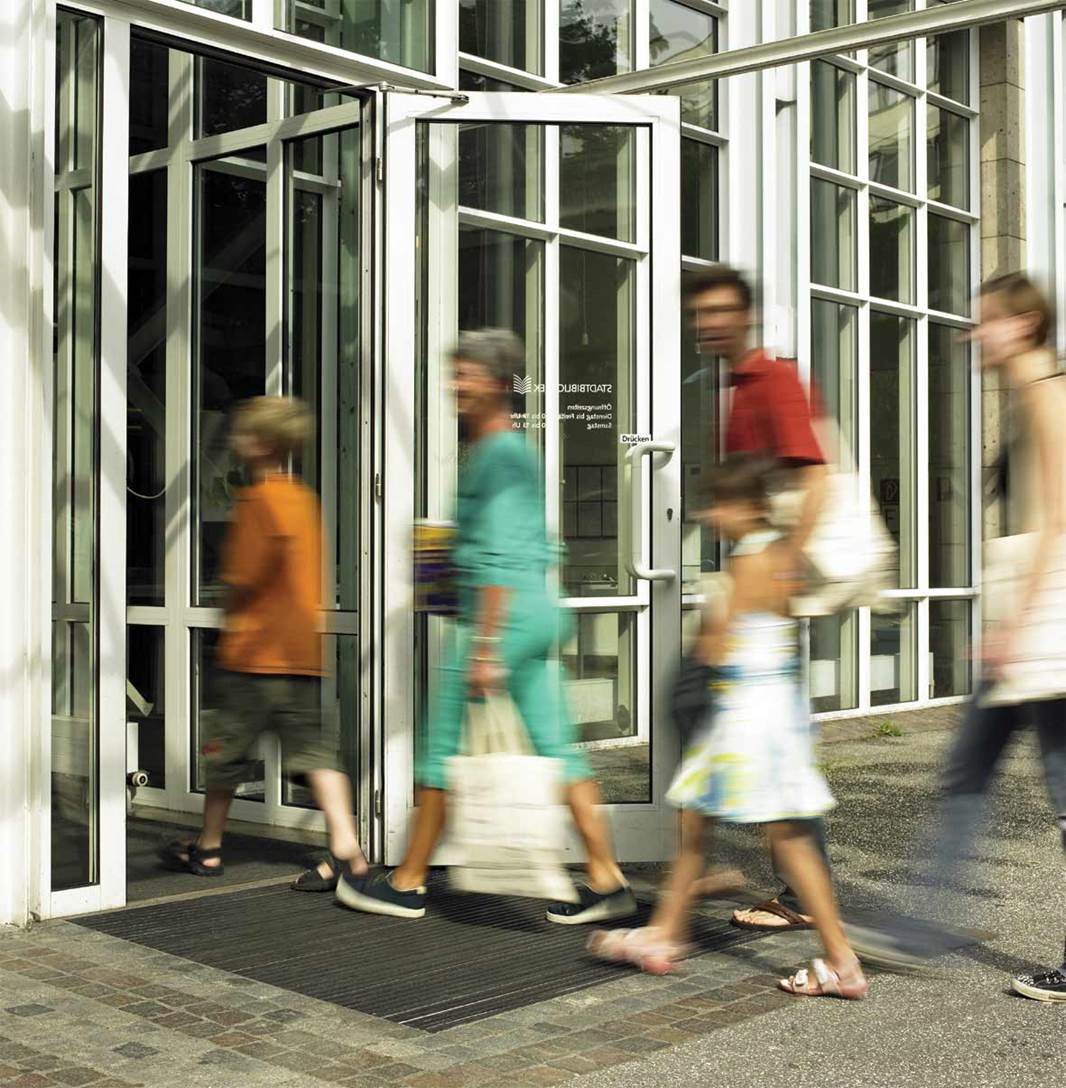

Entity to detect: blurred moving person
[159,397,368,890]
[851,274,1066,1001]
[686,266,832,934]
[337,329,637,924]
[588,455,867,998]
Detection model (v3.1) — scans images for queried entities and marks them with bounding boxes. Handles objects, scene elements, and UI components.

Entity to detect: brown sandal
[731,898,813,931]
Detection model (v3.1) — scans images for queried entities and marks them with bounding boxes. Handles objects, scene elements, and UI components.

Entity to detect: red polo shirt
[725,350,825,466]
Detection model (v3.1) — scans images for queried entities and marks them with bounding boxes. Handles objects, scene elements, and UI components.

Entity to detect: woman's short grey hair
[451,328,526,386]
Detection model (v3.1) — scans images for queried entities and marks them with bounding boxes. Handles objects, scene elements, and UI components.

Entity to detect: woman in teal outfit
[338,329,637,924]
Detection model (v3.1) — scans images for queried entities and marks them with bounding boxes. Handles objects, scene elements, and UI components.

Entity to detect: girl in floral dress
[589,454,867,998]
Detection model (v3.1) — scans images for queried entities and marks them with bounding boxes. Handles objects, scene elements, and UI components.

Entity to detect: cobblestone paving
[0,914,812,1088]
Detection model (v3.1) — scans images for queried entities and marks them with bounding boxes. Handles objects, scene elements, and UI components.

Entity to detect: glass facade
[20,0,994,914]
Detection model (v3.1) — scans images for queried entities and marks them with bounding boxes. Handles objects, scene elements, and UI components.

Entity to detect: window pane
[460,0,542,75]
[868,0,914,80]
[128,626,165,789]
[127,170,168,606]
[928,106,969,210]
[194,164,267,604]
[811,61,855,174]
[681,139,717,260]
[129,38,169,154]
[870,313,916,588]
[459,123,544,222]
[811,179,856,290]
[929,324,971,588]
[869,197,914,304]
[560,0,631,84]
[811,300,857,456]
[810,612,858,712]
[928,213,970,316]
[681,270,722,592]
[560,125,635,242]
[650,0,718,130]
[930,600,972,698]
[559,248,635,597]
[811,0,853,30]
[52,10,101,894]
[459,70,527,92]
[869,82,914,192]
[928,30,970,105]
[181,0,247,15]
[563,613,647,802]
[871,605,917,706]
[285,0,433,73]
[197,57,266,142]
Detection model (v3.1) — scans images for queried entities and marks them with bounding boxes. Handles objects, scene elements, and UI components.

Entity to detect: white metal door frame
[381,89,682,864]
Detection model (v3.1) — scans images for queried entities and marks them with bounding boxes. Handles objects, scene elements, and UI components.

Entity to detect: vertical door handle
[622,441,677,582]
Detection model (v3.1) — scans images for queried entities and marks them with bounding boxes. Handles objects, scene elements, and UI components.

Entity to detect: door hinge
[374,789,383,818]
[374,472,382,501]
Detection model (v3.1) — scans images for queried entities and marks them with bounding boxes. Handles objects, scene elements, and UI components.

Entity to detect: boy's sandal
[158,840,225,877]
[731,899,813,931]
[291,849,370,892]
[778,958,869,1000]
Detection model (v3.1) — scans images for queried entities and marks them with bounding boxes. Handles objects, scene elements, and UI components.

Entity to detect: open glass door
[382,90,682,862]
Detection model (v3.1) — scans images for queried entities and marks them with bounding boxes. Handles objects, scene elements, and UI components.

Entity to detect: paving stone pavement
[13,705,1048,1088]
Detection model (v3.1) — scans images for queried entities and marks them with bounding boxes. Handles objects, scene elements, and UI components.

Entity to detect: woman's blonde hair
[232,396,313,459]
[981,272,1056,346]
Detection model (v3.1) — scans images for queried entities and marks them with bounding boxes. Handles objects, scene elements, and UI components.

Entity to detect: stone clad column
[979,20,1026,540]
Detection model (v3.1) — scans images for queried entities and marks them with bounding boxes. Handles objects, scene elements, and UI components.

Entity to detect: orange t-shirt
[217,474,323,676]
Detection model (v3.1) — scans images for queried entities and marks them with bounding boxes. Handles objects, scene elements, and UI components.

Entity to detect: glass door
[382,90,682,861]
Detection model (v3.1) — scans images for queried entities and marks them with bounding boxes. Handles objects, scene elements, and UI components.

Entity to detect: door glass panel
[563,612,646,802]
[127,627,166,789]
[284,0,433,73]
[681,270,721,592]
[127,169,168,606]
[559,247,635,597]
[870,312,916,589]
[560,125,635,242]
[560,0,632,85]
[52,10,101,893]
[459,123,544,221]
[193,161,267,605]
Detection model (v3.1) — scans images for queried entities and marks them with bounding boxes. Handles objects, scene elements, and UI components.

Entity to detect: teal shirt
[452,431,551,609]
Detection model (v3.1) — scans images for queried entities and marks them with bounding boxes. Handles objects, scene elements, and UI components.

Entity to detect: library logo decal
[511,375,614,432]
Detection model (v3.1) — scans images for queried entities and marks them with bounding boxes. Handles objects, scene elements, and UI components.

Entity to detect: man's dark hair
[685,265,756,312]
[696,453,778,510]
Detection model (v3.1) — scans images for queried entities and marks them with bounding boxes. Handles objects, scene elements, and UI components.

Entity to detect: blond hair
[232,396,313,459]
[981,272,1056,347]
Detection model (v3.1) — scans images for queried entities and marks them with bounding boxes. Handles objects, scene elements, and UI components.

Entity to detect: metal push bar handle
[623,441,677,582]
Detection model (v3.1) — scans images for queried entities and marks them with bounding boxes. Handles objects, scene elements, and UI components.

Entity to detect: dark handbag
[669,653,713,747]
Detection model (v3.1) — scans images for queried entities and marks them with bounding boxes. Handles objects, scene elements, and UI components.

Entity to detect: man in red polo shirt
[686,264,831,933]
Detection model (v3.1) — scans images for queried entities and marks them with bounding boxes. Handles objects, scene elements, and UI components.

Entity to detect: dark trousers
[883,691,1066,962]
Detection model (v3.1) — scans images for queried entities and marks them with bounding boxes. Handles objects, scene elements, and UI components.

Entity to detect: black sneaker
[336,871,426,919]
[1012,967,1066,1002]
[546,882,638,925]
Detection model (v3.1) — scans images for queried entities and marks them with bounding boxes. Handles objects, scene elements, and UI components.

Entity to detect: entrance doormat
[74,877,767,1031]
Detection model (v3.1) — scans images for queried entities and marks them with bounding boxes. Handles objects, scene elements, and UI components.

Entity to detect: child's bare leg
[766,821,856,972]
[306,768,368,876]
[648,810,713,945]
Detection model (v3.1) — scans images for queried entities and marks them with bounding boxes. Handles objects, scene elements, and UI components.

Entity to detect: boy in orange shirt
[160,397,367,889]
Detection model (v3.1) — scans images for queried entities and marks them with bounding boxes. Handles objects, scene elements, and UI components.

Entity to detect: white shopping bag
[447,693,578,903]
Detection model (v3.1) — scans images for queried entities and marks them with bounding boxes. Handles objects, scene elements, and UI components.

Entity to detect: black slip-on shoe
[336,871,426,919]
[546,882,637,925]
[1012,967,1066,1002]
